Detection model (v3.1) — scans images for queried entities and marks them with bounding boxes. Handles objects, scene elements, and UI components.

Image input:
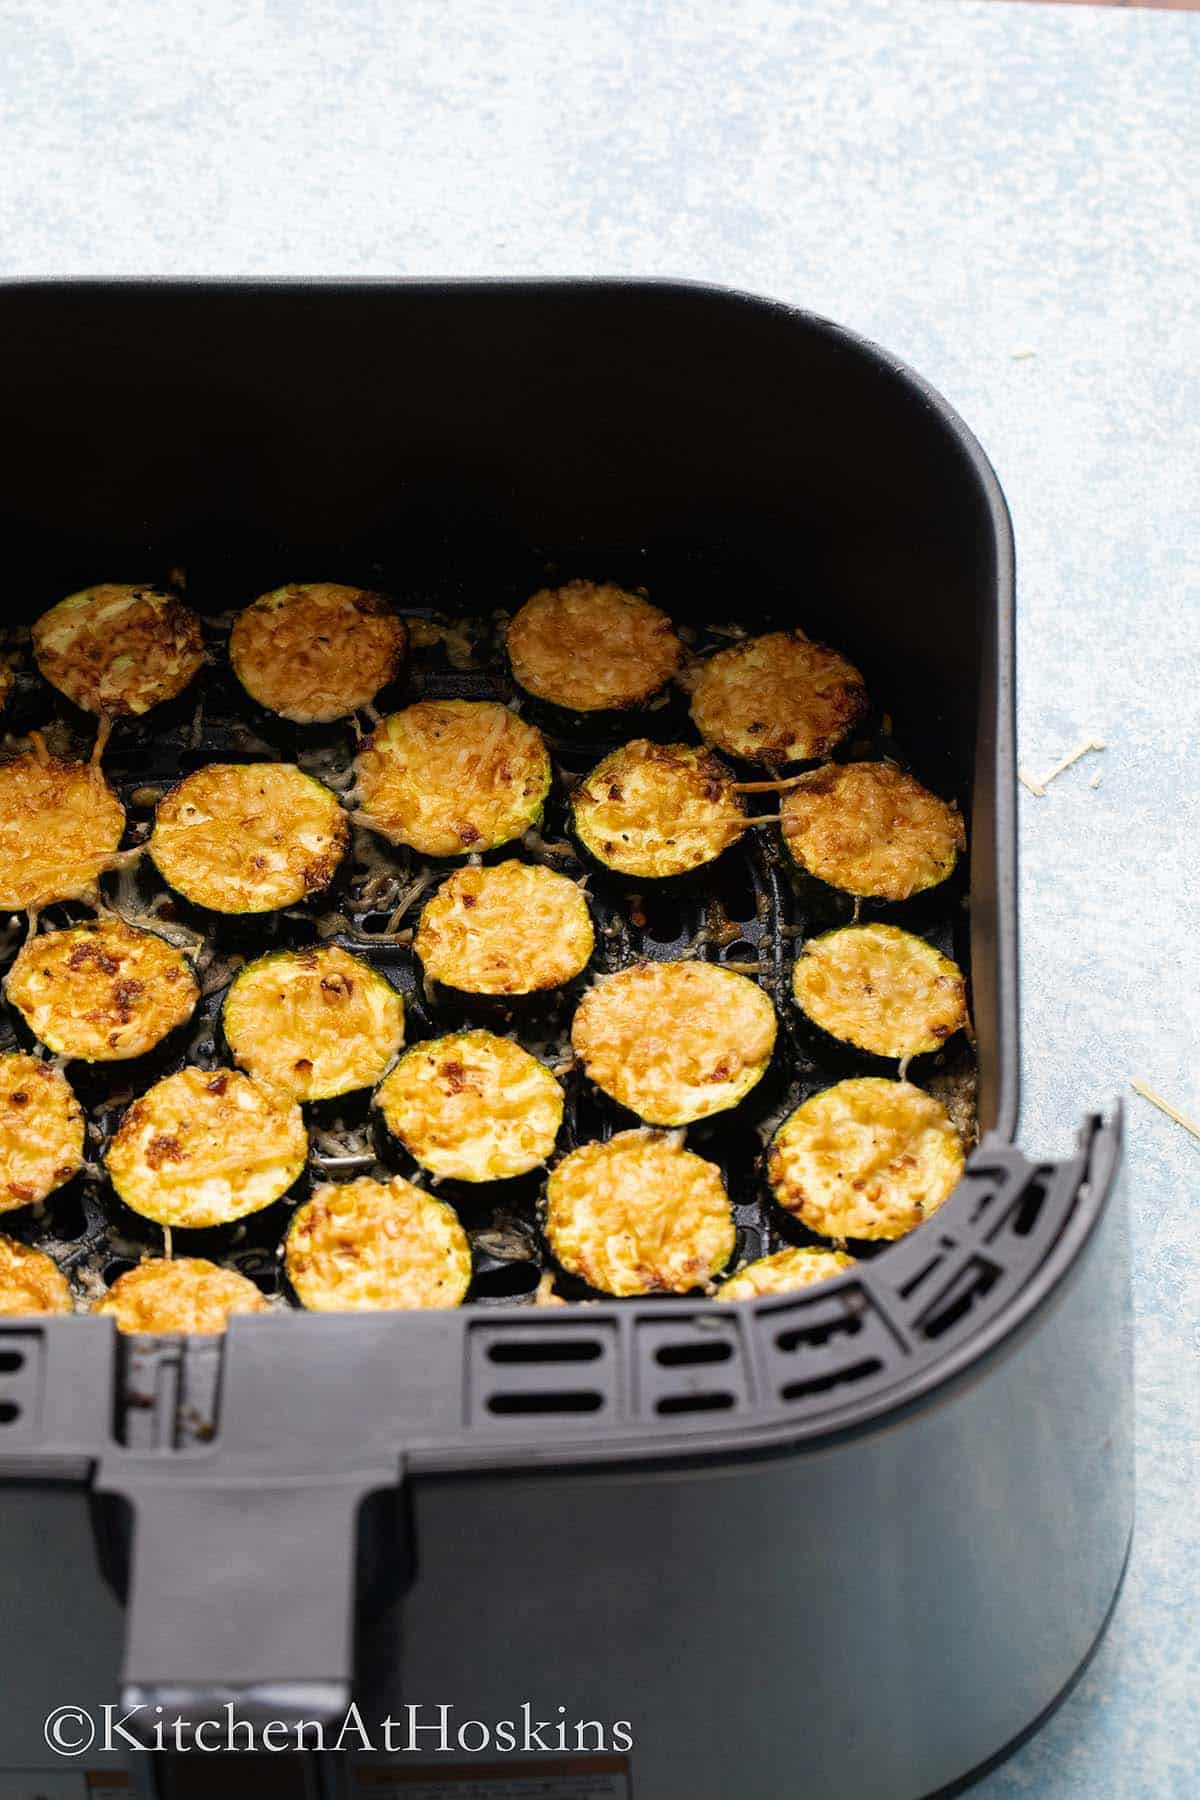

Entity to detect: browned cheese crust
[690,630,868,764]
[95,1257,269,1334]
[781,761,964,900]
[415,861,594,995]
[286,1175,472,1312]
[0,1233,73,1315]
[507,580,683,711]
[0,753,125,911]
[0,1053,85,1215]
[150,763,348,912]
[572,739,746,878]
[229,583,408,722]
[6,918,199,1061]
[32,585,204,716]
[792,924,968,1059]
[719,1245,856,1301]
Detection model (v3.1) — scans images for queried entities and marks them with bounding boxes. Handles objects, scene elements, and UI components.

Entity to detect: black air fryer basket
[0,281,1131,1800]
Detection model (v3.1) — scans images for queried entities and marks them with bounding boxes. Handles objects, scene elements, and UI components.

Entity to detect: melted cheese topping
[150,763,348,912]
[106,1066,307,1228]
[224,946,405,1100]
[416,862,594,995]
[793,924,967,1059]
[719,1245,856,1301]
[377,1030,563,1181]
[0,753,125,911]
[0,1054,85,1215]
[355,701,550,857]
[545,1129,735,1297]
[573,740,745,878]
[572,962,777,1125]
[95,1257,268,1334]
[32,585,204,716]
[287,1175,472,1311]
[507,581,683,712]
[781,761,964,900]
[6,918,199,1061]
[0,1233,73,1315]
[690,630,868,764]
[768,1077,964,1240]
[229,584,408,722]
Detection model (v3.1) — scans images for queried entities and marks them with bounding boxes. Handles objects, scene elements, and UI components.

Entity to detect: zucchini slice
[768,1077,964,1240]
[545,1129,735,1297]
[105,1066,307,1229]
[506,580,683,713]
[6,918,199,1062]
[719,1245,856,1301]
[0,1234,73,1315]
[781,761,964,900]
[229,583,408,723]
[286,1175,472,1311]
[689,630,868,764]
[223,946,404,1101]
[572,740,746,879]
[0,752,125,911]
[149,763,349,913]
[94,1257,268,1334]
[376,1029,563,1182]
[354,700,551,858]
[0,1053,85,1215]
[792,923,967,1060]
[32,584,204,716]
[571,961,777,1126]
[415,861,594,996]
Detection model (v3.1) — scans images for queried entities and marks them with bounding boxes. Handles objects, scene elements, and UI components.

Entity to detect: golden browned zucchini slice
[149,763,348,913]
[105,1066,307,1229]
[223,946,404,1101]
[0,752,125,911]
[6,918,199,1062]
[376,1029,563,1181]
[32,585,204,716]
[571,961,776,1126]
[507,580,683,713]
[768,1077,964,1240]
[572,740,746,879]
[415,861,594,996]
[545,1129,735,1297]
[286,1175,472,1311]
[719,1245,856,1301]
[792,923,967,1059]
[229,583,408,722]
[0,1054,85,1216]
[354,700,551,858]
[94,1257,269,1334]
[781,761,964,900]
[0,1234,73,1315]
[690,629,868,764]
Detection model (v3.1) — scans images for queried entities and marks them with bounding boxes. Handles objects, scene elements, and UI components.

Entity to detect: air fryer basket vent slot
[0,1331,43,1441]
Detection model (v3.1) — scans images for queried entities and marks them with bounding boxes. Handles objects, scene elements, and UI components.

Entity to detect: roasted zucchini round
[229,583,408,723]
[223,946,404,1101]
[0,751,125,911]
[792,923,967,1060]
[6,918,199,1062]
[286,1175,472,1311]
[0,1234,73,1315]
[780,761,964,900]
[376,1029,563,1182]
[105,1066,308,1229]
[0,1054,85,1216]
[32,584,204,716]
[719,1245,856,1301]
[689,629,868,764]
[354,700,551,858]
[94,1257,269,1334]
[506,580,683,713]
[768,1077,964,1240]
[415,861,594,996]
[149,763,349,913]
[545,1129,735,1297]
[572,740,746,879]
[571,961,777,1125]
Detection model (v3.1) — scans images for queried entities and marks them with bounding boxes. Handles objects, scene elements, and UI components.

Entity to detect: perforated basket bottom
[0,565,975,1315]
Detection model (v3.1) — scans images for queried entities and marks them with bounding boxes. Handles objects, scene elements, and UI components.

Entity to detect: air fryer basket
[0,283,1126,1786]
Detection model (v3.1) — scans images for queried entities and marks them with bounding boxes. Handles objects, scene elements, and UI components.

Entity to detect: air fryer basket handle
[107,1465,402,1738]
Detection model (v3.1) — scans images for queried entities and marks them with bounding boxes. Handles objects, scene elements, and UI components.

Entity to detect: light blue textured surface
[2,1,1198,1792]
